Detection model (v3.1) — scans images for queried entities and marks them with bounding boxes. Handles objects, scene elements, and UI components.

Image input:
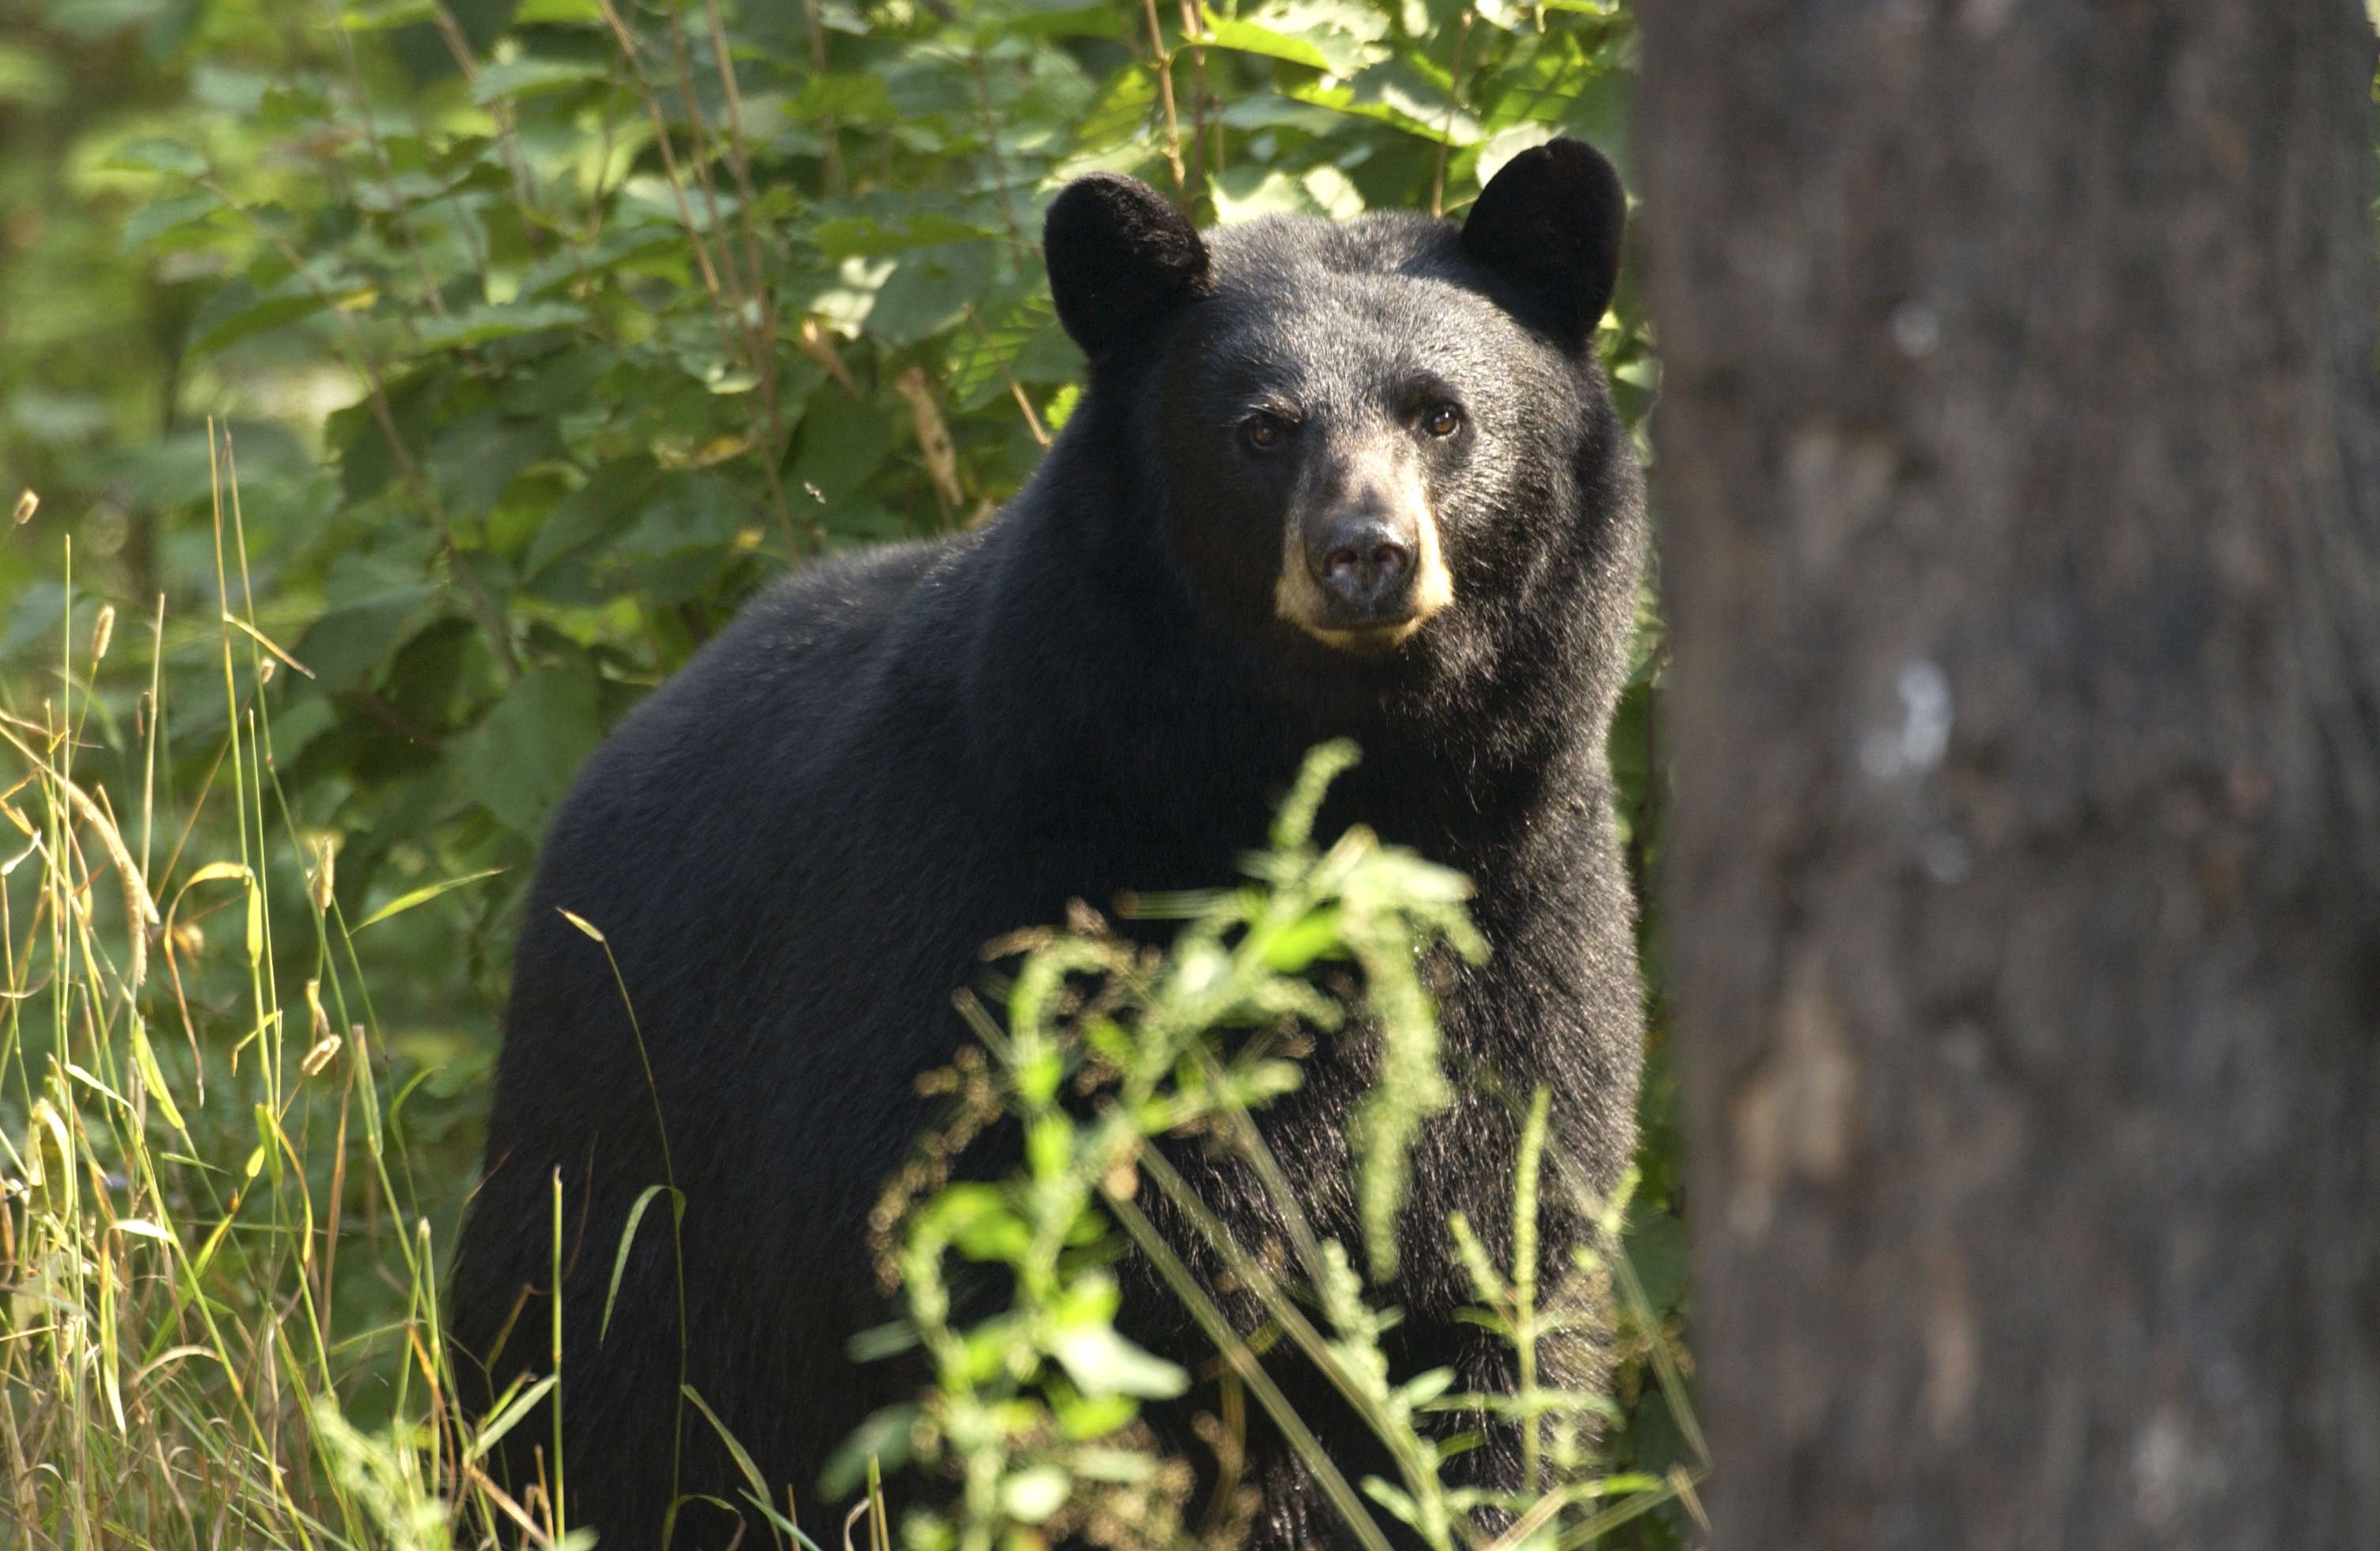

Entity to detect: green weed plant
[847,741,1705,1551]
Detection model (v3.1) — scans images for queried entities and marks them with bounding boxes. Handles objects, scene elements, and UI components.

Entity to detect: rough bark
[1638,3,2380,1545]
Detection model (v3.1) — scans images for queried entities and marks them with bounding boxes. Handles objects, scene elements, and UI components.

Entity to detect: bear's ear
[1044,173,1211,365]
[1460,138,1628,351]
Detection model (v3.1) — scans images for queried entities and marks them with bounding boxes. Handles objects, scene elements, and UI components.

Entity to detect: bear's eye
[1422,403,1464,438]
[1242,413,1289,451]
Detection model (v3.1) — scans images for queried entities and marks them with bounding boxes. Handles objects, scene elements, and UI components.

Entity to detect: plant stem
[1431,10,1474,218]
[1139,0,1188,202]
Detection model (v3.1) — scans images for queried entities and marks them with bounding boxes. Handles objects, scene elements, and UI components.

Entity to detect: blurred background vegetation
[0,0,1681,1541]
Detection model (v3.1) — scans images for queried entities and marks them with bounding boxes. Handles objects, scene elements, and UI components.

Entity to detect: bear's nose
[1307,512,1418,617]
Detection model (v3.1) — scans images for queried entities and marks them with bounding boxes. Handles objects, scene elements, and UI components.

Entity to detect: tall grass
[0,446,1700,1549]
[0,435,550,1549]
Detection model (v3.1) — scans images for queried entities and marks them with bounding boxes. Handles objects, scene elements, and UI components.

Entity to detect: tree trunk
[1637,3,2380,1544]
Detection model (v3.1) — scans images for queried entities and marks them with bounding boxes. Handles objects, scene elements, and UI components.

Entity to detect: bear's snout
[1273,450,1456,651]
[1308,508,1417,615]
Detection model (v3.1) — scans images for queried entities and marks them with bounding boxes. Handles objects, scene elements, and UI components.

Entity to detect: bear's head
[1043,139,1640,711]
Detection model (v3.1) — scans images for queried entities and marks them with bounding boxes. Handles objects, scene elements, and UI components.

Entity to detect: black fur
[1458,138,1628,351]
[449,140,1646,1551]
[1044,173,1213,364]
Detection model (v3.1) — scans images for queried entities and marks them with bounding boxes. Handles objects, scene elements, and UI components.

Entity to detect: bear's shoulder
[536,536,970,853]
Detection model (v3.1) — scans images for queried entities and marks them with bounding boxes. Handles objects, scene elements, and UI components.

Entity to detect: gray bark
[1637,3,2380,1545]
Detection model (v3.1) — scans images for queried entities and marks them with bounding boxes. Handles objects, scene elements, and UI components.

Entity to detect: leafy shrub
[851,742,1703,1551]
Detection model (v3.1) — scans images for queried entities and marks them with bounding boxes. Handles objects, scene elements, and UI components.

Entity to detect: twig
[593,0,731,328]
[589,63,627,248]
[797,317,862,396]
[891,367,965,516]
[965,305,1049,448]
[465,1460,559,1547]
[594,0,805,552]
[701,0,779,357]
[1431,9,1475,218]
[319,1,443,324]
[663,6,751,309]
[701,0,803,552]
[797,0,847,195]
[1139,0,1188,202]
[1175,0,1211,207]
[431,2,548,256]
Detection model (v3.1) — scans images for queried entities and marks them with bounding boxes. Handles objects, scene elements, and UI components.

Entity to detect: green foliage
[4,0,1655,1036]
[0,0,1684,1544]
[858,744,1701,1551]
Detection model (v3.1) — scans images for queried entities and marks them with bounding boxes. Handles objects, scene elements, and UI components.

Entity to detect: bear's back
[522,537,979,951]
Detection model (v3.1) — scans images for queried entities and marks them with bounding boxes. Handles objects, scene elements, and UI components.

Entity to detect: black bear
[449,138,1646,1550]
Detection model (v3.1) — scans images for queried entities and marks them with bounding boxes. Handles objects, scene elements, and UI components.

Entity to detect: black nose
[1307,513,1417,616]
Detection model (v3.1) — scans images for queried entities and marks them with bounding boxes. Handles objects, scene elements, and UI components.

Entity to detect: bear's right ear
[1460,138,1628,352]
[1044,174,1211,366]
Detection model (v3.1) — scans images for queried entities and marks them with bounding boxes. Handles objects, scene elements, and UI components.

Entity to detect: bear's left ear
[1044,173,1211,366]
[1460,138,1628,351]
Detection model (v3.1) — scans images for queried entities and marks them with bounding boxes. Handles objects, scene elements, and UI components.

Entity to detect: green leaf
[789,389,893,506]
[612,471,745,563]
[1197,14,1332,71]
[845,1321,920,1362]
[1071,64,1158,154]
[682,1386,783,1536]
[865,242,995,348]
[105,137,207,177]
[1624,1209,1690,1316]
[498,343,621,416]
[121,191,223,253]
[950,1209,1033,1263]
[788,73,898,124]
[1211,166,1328,225]
[129,1020,188,1137]
[1290,59,1487,146]
[1216,93,1343,134]
[946,295,1076,411]
[296,584,437,693]
[1260,906,1343,971]
[472,55,607,104]
[808,210,1003,260]
[186,275,334,358]
[1359,1476,1423,1529]
[1205,0,1391,75]
[427,408,562,521]
[1048,1326,1189,1400]
[1053,1390,1139,1439]
[412,301,587,350]
[999,1468,1071,1524]
[0,40,65,107]
[458,668,604,839]
[524,457,661,578]
[335,0,440,32]
[1475,120,1562,180]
